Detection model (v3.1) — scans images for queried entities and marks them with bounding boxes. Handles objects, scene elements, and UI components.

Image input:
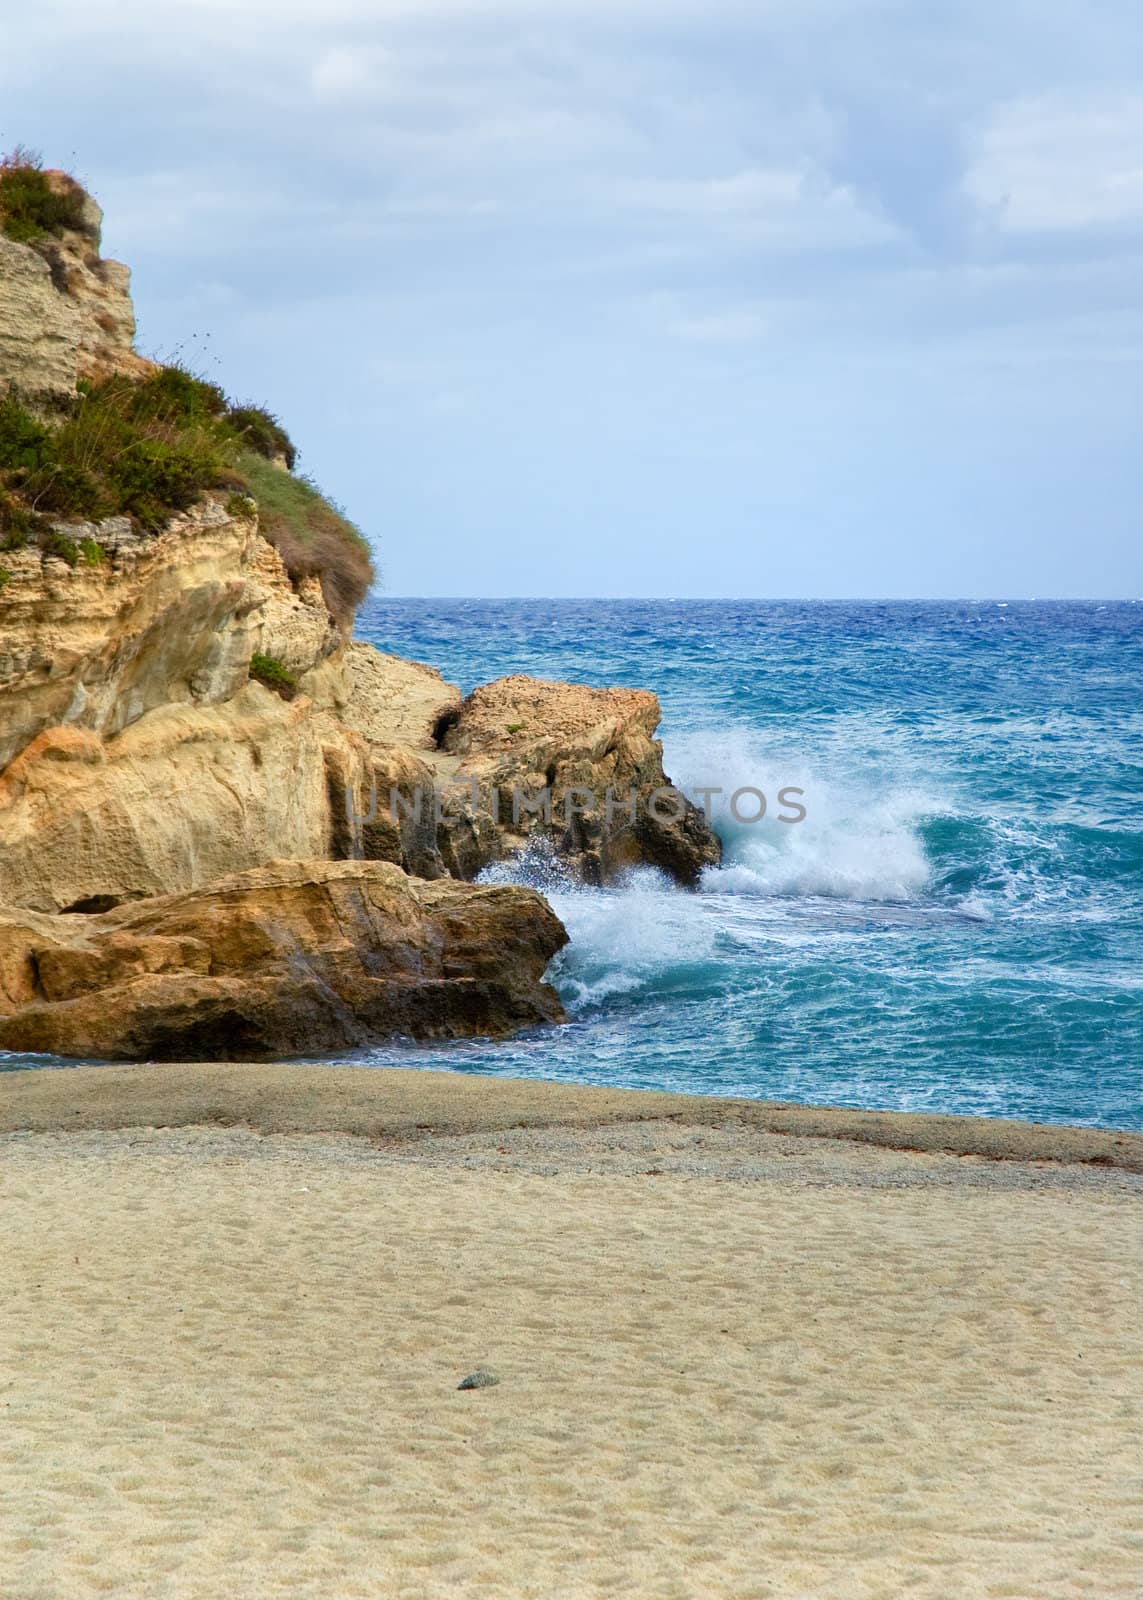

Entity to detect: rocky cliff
[0,169,146,401]
[0,165,719,1058]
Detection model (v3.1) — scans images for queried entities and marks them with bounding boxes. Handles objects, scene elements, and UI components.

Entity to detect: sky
[3,0,1141,597]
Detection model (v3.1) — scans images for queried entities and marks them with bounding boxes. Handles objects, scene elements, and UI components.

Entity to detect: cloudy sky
[4,0,1141,596]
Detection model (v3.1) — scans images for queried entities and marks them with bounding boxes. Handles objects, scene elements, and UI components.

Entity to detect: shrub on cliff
[0,375,227,528]
[226,405,297,470]
[0,364,373,616]
[0,148,86,244]
[249,652,297,699]
[229,450,373,625]
[0,492,51,551]
[0,396,52,472]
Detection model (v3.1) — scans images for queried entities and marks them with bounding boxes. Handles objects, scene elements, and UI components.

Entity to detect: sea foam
[664,726,936,902]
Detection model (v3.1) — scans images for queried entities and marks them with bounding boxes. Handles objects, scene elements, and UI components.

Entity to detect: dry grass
[232,449,374,624]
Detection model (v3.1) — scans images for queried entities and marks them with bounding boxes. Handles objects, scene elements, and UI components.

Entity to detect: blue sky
[3,0,1141,596]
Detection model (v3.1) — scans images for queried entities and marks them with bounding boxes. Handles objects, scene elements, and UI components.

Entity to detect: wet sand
[2,1063,1141,1598]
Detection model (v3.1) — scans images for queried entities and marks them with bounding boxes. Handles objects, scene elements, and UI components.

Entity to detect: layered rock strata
[0,861,568,1059]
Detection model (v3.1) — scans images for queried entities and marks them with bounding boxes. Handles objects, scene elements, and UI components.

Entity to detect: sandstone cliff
[0,165,720,1058]
[0,476,718,913]
[0,169,146,400]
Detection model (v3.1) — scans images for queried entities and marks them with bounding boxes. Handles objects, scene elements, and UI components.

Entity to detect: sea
[351,597,1142,1131]
[5,599,1139,1131]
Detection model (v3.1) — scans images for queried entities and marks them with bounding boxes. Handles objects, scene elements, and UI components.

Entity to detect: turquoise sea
[5,599,1139,1130]
[353,597,1142,1130]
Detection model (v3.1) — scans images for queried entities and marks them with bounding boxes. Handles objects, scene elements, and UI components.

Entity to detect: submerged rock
[0,860,568,1061]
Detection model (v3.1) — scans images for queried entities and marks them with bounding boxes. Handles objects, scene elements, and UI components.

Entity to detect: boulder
[439,676,721,887]
[0,859,568,1060]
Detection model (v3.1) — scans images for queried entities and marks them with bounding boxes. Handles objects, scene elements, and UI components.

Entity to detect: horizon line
[364,594,1140,604]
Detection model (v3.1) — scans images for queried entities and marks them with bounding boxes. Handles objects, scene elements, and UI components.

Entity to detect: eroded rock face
[0,173,148,399]
[0,235,81,400]
[310,640,463,752]
[0,496,375,912]
[439,676,721,887]
[0,690,339,912]
[0,860,568,1060]
[0,511,471,911]
[0,501,277,771]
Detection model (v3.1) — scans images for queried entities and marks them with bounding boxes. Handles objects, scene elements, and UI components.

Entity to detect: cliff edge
[0,159,719,1058]
[0,159,147,399]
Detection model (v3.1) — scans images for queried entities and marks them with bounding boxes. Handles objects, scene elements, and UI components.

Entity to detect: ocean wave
[664,726,937,902]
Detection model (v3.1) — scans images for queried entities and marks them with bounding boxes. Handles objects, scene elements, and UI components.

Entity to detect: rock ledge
[0,860,568,1060]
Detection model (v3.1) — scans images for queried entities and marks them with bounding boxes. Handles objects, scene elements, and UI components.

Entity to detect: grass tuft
[225,491,257,520]
[0,373,229,527]
[42,529,79,566]
[249,652,297,700]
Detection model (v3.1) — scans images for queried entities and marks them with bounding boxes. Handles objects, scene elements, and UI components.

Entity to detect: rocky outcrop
[0,172,147,400]
[0,500,279,772]
[0,494,363,911]
[312,663,721,888]
[0,167,726,1061]
[0,235,80,400]
[0,691,340,913]
[0,860,568,1059]
[310,639,463,752]
[0,626,720,911]
[0,494,469,911]
[439,676,721,887]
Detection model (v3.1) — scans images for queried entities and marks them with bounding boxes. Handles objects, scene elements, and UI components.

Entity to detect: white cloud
[311,47,380,102]
[5,0,1141,603]
[670,308,769,342]
[965,91,1143,233]
[626,169,806,215]
[619,167,902,252]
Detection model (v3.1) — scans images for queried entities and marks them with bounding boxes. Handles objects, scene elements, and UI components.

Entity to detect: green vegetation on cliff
[227,406,297,470]
[0,366,373,620]
[0,148,86,244]
[229,451,373,625]
[249,651,297,699]
[0,370,231,531]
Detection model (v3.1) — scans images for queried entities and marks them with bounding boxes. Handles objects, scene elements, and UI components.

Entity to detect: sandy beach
[2,1065,1141,1599]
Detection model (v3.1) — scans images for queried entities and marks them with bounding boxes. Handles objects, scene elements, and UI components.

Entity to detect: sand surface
[1,1066,1141,1598]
